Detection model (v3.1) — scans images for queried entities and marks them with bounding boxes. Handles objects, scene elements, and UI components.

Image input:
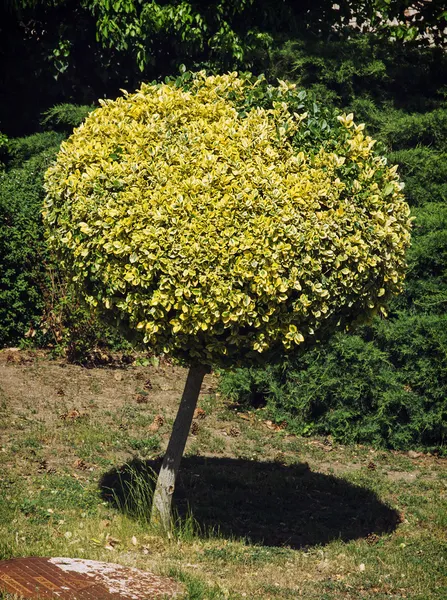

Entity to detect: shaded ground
[101,457,400,549]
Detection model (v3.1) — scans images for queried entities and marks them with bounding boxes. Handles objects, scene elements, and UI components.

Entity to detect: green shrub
[407,204,447,281]
[0,133,8,168]
[386,149,447,207]
[372,313,447,407]
[390,203,447,315]
[272,36,447,112]
[378,109,447,152]
[219,331,446,453]
[0,132,62,346]
[6,131,64,168]
[347,103,447,155]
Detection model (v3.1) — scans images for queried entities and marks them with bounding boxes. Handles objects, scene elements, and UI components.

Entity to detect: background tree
[2,0,446,136]
[43,72,411,528]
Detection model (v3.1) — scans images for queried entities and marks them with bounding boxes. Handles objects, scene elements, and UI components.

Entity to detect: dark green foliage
[220,332,446,453]
[40,103,95,133]
[6,131,64,168]
[389,203,447,315]
[386,150,447,207]
[0,133,8,168]
[407,204,447,292]
[373,314,447,408]
[0,132,62,346]
[379,109,447,152]
[272,36,447,112]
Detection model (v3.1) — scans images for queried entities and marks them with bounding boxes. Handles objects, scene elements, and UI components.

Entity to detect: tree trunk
[150,364,208,531]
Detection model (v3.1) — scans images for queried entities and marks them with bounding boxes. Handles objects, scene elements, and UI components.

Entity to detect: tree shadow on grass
[99,457,400,549]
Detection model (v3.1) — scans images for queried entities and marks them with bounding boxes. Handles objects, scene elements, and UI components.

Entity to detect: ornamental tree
[43,72,411,529]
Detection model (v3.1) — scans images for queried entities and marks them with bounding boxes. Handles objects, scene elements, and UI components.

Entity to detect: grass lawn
[0,349,446,599]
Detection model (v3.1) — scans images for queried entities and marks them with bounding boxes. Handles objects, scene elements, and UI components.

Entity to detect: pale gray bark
[151,364,208,531]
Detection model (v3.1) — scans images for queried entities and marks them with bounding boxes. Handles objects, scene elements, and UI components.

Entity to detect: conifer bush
[219,329,447,453]
[43,72,411,368]
[40,104,95,133]
[386,149,447,208]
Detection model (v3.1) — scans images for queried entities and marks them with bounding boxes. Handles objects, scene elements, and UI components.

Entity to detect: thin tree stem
[151,364,208,531]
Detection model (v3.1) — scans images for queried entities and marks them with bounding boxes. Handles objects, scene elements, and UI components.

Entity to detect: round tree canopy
[43,72,411,367]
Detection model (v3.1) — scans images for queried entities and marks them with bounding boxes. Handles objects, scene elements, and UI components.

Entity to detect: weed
[170,568,239,600]
[106,462,156,524]
[203,545,294,566]
[127,436,161,456]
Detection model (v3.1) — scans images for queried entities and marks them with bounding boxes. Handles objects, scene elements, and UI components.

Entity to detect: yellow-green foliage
[43,72,411,366]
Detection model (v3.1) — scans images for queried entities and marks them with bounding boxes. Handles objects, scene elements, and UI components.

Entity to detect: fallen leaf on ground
[408,450,423,459]
[73,458,89,471]
[60,409,85,421]
[193,407,206,420]
[238,413,251,421]
[264,420,283,431]
[135,393,148,404]
[106,535,121,547]
[149,414,164,432]
[308,440,333,452]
